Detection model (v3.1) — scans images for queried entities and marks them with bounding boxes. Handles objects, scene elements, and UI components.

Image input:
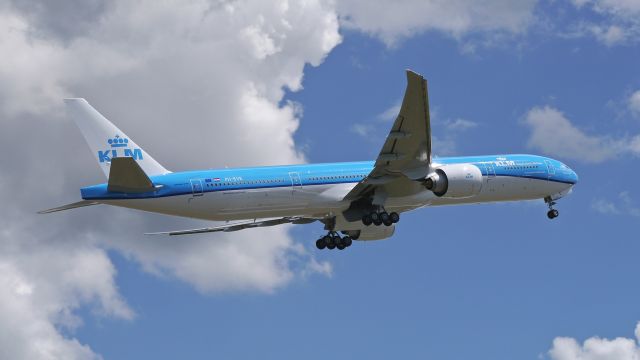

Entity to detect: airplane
[40,70,578,250]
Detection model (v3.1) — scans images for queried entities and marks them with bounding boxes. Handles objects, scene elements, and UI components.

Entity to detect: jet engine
[423,164,483,198]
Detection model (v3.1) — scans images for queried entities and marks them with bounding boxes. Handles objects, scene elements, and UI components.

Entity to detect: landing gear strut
[315,232,353,250]
[545,196,559,219]
[362,209,399,227]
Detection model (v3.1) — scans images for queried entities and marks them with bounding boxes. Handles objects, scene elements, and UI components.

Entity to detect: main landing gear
[315,232,353,250]
[361,210,399,227]
[545,196,559,219]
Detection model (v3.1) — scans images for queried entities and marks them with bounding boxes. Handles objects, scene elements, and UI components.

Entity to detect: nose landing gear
[545,196,560,219]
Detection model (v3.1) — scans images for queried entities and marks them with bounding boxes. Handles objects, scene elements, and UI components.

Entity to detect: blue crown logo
[108,135,129,148]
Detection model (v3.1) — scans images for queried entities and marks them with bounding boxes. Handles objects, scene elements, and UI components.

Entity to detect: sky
[0,0,639,359]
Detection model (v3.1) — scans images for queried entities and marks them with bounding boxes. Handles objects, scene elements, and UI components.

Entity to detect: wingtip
[63,98,87,103]
[405,69,423,78]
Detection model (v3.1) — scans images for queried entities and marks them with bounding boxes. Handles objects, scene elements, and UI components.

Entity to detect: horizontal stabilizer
[38,200,99,214]
[108,157,155,193]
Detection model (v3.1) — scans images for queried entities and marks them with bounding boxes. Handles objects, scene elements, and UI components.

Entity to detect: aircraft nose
[569,167,579,185]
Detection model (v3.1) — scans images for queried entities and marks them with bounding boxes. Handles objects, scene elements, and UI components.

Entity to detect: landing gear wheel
[544,197,560,220]
[370,212,380,224]
[323,235,335,249]
[342,236,352,247]
[362,214,373,226]
[380,212,391,226]
[336,243,346,250]
[389,212,400,223]
[315,238,326,250]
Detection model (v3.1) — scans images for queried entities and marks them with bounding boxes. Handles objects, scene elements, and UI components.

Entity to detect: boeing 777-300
[41,70,578,250]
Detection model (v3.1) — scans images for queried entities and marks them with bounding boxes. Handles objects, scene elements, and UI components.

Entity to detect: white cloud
[629,90,640,117]
[445,118,478,131]
[0,0,340,357]
[592,24,627,45]
[0,245,132,360]
[569,0,640,45]
[619,191,640,217]
[592,191,640,218]
[549,322,640,360]
[594,192,640,219]
[335,0,538,46]
[431,136,459,156]
[523,106,640,163]
[377,101,402,122]
[592,198,620,214]
[351,123,374,137]
[591,0,640,15]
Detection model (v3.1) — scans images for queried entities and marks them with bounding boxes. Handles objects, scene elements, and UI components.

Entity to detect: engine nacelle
[423,164,483,198]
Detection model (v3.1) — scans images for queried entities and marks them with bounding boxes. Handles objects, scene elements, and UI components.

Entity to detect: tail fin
[65,98,170,178]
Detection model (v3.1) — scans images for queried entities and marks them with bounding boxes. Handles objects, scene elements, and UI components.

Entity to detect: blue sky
[1,1,640,359]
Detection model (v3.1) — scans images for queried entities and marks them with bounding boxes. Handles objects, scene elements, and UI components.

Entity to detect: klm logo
[98,135,143,163]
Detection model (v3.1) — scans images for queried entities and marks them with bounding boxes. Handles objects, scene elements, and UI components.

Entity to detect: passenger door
[483,162,496,193]
[190,179,203,197]
[289,172,302,194]
[288,171,308,206]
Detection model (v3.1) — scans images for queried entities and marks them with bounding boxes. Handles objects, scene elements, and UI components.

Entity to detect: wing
[145,217,316,236]
[345,69,431,201]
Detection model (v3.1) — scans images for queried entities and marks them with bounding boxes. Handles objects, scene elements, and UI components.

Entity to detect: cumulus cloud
[0,0,341,357]
[569,0,640,45]
[445,118,478,131]
[592,191,640,218]
[549,322,640,360]
[629,90,640,117]
[335,0,538,46]
[0,242,132,360]
[592,198,620,214]
[523,106,640,163]
[349,101,400,138]
[377,101,402,122]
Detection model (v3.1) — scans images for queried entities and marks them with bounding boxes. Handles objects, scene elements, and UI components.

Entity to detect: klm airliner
[41,70,578,250]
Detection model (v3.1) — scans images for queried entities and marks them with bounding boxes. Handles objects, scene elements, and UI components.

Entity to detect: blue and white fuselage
[81,155,577,223]
[42,71,578,248]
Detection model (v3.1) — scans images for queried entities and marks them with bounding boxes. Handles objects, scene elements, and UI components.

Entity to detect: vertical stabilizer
[65,98,170,178]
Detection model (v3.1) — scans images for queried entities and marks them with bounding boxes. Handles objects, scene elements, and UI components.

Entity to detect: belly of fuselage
[102,184,352,221]
[101,175,569,221]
